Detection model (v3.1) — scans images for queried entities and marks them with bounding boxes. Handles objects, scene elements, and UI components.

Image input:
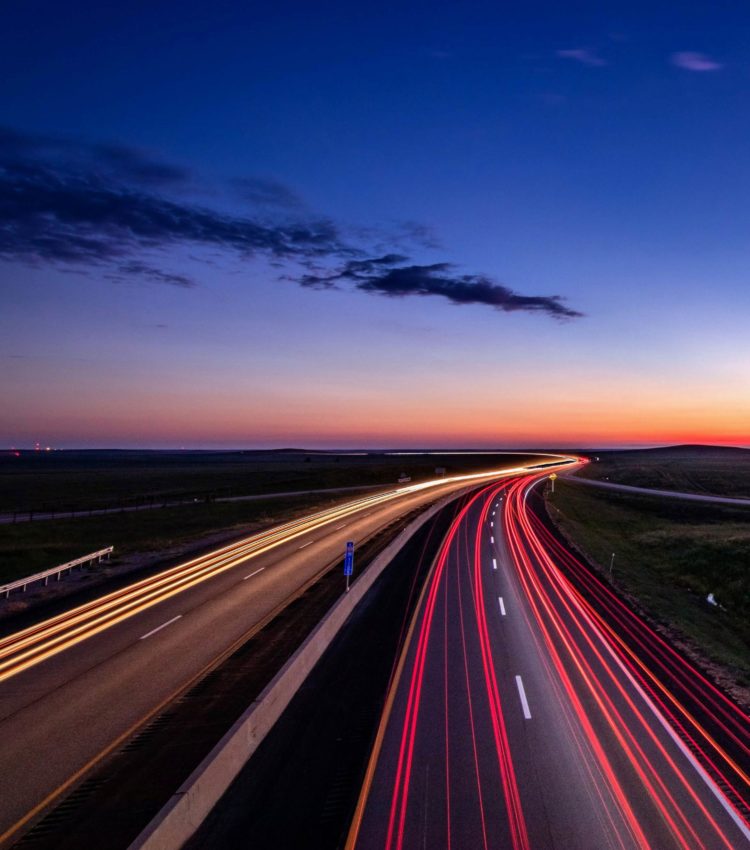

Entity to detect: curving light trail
[349,467,749,850]
[505,474,750,842]
[0,460,574,685]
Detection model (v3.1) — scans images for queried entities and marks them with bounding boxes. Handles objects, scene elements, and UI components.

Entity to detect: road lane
[0,460,573,844]
[349,475,749,849]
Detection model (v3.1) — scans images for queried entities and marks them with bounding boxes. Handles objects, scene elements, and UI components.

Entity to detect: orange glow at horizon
[5,354,749,449]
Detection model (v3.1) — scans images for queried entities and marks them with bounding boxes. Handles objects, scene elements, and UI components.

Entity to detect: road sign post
[549,472,558,493]
[343,541,354,592]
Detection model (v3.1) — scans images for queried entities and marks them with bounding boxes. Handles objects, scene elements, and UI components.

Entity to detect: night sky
[2,1,749,448]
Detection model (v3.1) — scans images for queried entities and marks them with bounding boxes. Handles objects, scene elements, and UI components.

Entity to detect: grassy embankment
[578,444,750,498]
[547,475,750,685]
[0,450,541,583]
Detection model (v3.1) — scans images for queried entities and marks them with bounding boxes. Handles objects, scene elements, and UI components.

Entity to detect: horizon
[4,441,749,453]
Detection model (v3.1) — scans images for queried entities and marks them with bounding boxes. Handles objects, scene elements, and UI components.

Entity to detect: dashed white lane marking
[498,597,506,616]
[335,523,346,530]
[140,615,182,640]
[492,558,498,571]
[490,521,494,527]
[515,675,532,719]
[490,536,495,544]
[298,540,314,549]
[243,567,265,580]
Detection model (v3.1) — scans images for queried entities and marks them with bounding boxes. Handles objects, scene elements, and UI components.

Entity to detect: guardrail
[1,547,113,598]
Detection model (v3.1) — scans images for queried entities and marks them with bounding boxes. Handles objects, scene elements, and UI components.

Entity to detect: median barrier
[129,489,467,850]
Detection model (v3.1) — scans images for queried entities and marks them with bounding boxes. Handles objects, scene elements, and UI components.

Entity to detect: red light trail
[348,468,750,849]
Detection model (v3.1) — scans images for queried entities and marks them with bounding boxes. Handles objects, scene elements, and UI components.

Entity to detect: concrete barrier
[129,490,465,850]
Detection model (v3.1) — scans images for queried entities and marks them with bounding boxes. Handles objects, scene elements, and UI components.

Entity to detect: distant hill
[626,444,749,456]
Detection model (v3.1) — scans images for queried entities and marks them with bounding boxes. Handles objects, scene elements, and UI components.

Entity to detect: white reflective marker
[515,675,531,719]
[140,615,182,640]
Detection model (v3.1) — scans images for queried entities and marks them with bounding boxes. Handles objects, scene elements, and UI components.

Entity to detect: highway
[348,474,750,849]
[0,460,567,846]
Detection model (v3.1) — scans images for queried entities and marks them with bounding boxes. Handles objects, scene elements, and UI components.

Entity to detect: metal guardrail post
[0,547,114,599]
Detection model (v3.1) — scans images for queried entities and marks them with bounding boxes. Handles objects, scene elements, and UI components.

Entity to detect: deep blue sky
[2,1,749,447]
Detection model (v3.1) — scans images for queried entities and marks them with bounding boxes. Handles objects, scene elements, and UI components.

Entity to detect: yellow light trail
[0,457,577,683]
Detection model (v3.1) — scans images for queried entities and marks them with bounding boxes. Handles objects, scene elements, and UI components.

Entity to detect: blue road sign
[343,541,354,576]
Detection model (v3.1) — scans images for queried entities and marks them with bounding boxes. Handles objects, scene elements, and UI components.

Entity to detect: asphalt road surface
[0,462,562,846]
[348,473,750,850]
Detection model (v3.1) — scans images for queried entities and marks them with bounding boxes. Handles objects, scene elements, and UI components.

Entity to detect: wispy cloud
[556,48,607,67]
[671,52,723,72]
[298,256,583,320]
[0,127,582,321]
[108,262,195,288]
[231,176,304,209]
[0,127,347,279]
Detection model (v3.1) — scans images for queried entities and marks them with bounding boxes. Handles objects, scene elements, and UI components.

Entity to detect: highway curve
[0,460,568,847]
[348,474,750,849]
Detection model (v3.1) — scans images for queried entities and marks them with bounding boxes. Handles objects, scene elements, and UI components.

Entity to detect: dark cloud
[0,127,582,320]
[0,126,190,187]
[394,220,442,250]
[91,144,190,186]
[0,130,348,273]
[231,176,304,209]
[112,262,195,288]
[299,256,583,319]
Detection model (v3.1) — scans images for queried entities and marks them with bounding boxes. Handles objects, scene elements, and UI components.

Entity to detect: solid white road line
[243,567,265,581]
[140,615,182,640]
[515,675,532,719]
[492,558,498,571]
[498,597,506,616]
[298,540,314,549]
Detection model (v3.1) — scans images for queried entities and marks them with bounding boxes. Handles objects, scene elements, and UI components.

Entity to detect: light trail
[351,463,748,850]
[503,474,750,847]
[0,460,574,685]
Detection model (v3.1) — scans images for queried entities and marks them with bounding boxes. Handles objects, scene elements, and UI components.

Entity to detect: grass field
[0,450,544,585]
[578,445,750,498]
[547,479,750,684]
[0,492,352,585]
[0,449,543,514]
